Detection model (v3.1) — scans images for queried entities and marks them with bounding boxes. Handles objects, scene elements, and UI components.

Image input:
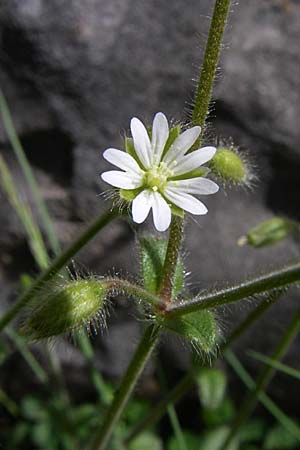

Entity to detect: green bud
[22,278,107,340]
[240,217,294,248]
[209,148,247,184]
[140,237,184,299]
[161,310,219,354]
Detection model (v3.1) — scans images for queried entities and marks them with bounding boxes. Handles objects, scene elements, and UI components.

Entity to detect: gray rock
[216,0,300,157]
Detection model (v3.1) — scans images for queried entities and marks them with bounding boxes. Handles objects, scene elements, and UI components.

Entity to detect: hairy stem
[105,278,165,309]
[166,262,300,318]
[0,208,119,332]
[192,0,231,133]
[158,216,184,304]
[90,324,160,450]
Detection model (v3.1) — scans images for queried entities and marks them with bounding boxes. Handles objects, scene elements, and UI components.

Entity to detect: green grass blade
[0,154,49,269]
[248,350,300,381]
[0,387,19,416]
[6,327,48,384]
[0,88,60,255]
[225,350,300,443]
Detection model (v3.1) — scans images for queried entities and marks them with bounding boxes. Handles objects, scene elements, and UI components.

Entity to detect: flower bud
[22,278,108,340]
[209,147,247,184]
[239,217,295,248]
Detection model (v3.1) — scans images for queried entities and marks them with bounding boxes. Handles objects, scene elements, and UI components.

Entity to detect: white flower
[101,112,219,232]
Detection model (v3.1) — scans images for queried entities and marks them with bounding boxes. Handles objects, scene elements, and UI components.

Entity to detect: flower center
[144,162,173,193]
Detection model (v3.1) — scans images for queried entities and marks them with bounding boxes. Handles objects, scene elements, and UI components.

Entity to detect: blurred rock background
[0,0,300,409]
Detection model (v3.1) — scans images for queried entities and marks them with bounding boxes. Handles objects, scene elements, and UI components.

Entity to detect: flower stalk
[158,215,184,304]
[166,261,300,318]
[192,0,232,134]
[90,324,161,450]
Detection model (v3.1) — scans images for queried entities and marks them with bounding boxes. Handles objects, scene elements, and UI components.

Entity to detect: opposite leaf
[140,237,184,299]
[161,310,219,354]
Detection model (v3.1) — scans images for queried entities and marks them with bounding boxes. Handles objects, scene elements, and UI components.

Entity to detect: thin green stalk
[157,365,188,450]
[158,216,184,304]
[166,264,300,318]
[0,154,48,269]
[221,312,300,450]
[0,208,119,332]
[247,350,300,381]
[191,0,231,133]
[90,324,161,450]
[0,387,19,416]
[125,372,193,445]
[6,328,48,384]
[77,332,112,405]
[125,295,278,443]
[0,88,60,255]
[226,350,300,442]
[167,406,188,450]
[105,278,165,309]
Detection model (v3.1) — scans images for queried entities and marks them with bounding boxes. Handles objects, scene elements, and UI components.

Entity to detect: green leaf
[21,396,47,421]
[167,431,200,450]
[162,310,219,354]
[129,431,163,450]
[124,398,151,426]
[200,426,239,450]
[202,397,235,428]
[140,237,184,298]
[264,424,300,450]
[239,419,266,443]
[197,368,227,410]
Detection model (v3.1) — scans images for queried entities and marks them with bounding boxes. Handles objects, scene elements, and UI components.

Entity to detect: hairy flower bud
[239,217,295,248]
[22,278,108,340]
[209,147,248,184]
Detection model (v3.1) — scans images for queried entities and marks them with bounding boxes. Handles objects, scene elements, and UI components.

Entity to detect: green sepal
[170,203,185,218]
[162,124,181,158]
[125,137,146,169]
[140,237,184,298]
[161,310,218,354]
[120,188,143,202]
[169,167,209,181]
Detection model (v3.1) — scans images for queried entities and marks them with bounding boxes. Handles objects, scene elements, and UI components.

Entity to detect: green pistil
[144,162,173,193]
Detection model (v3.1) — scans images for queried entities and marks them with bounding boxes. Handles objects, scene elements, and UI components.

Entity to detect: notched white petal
[152,112,169,163]
[103,148,143,174]
[132,190,153,224]
[152,192,171,232]
[163,126,201,164]
[168,178,219,195]
[172,146,217,176]
[164,188,208,215]
[101,171,143,189]
[130,117,152,169]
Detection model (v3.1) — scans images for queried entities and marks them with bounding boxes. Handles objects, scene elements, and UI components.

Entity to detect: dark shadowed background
[1,0,300,416]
